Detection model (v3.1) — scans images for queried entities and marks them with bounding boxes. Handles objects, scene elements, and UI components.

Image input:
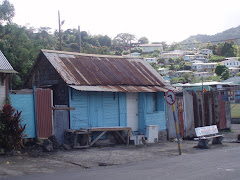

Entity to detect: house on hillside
[0,51,17,106]
[145,57,157,63]
[191,62,217,73]
[25,49,170,143]
[220,58,240,68]
[199,49,213,55]
[139,44,163,53]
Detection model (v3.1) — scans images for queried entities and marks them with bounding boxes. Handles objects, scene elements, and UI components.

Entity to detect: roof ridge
[41,49,128,58]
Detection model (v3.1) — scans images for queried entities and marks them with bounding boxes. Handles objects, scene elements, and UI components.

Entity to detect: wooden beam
[88,127,131,132]
[52,107,75,110]
[90,131,106,146]
[114,131,127,144]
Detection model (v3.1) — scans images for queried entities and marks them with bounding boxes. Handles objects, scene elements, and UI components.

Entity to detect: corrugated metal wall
[36,89,53,138]
[191,91,230,130]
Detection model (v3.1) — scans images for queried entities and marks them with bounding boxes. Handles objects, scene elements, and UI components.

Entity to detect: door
[127,93,138,132]
[36,88,53,138]
[54,105,69,144]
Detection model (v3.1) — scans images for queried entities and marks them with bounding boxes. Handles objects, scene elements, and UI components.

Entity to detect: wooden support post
[114,131,127,144]
[90,131,106,146]
[127,130,130,145]
[172,104,182,155]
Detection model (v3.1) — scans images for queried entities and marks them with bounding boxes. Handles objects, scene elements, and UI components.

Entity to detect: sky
[8,0,240,44]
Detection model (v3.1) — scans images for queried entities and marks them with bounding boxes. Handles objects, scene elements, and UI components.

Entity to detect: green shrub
[0,104,26,151]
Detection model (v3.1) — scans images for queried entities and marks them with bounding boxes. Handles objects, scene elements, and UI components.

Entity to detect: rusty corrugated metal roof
[70,85,168,92]
[41,49,166,88]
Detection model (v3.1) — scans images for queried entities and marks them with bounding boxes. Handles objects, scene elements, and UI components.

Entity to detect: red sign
[165,90,176,105]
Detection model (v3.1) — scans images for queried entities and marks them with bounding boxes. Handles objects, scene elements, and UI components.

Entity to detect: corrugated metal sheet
[36,89,53,138]
[0,51,17,73]
[70,85,168,92]
[41,49,166,88]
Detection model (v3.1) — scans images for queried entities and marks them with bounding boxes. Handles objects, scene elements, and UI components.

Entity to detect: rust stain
[36,89,53,138]
[42,50,166,88]
[70,85,168,92]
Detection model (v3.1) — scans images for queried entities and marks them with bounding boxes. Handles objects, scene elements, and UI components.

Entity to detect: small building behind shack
[0,51,17,106]
[24,49,171,145]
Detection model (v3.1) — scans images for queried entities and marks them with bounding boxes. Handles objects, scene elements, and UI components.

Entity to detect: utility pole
[58,10,62,51]
[78,25,81,53]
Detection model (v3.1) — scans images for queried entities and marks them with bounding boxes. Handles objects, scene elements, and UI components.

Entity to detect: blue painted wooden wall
[69,88,166,135]
[138,92,166,134]
[69,88,127,129]
[9,94,35,138]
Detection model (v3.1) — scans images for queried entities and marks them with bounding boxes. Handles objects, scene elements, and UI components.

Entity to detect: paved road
[3,145,240,180]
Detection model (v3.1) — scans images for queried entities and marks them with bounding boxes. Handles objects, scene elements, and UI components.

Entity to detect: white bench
[195,125,224,149]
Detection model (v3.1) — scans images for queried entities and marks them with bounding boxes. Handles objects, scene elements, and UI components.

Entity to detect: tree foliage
[138,37,149,44]
[0,0,14,23]
[215,64,228,76]
[216,40,238,57]
[0,104,25,151]
[113,33,136,47]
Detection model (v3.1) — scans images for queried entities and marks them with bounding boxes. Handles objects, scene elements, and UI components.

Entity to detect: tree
[0,0,15,23]
[215,64,228,76]
[138,37,149,44]
[216,40,238,57]
[221,69,230,80]
[182,72,194,82]
[97,35,111,47]
[169,58,174,64]
[113,33,136,48]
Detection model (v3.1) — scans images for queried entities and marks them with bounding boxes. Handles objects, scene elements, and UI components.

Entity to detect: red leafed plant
[0,104,26,151]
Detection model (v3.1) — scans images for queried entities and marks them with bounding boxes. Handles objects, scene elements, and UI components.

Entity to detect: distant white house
[191,62,217,73]
[199,49,213,55]
[183,55,195,62]
[160,51,183,64]
[220,58,240,68]
[193,72,212,78]
[229,67,240,76]
[158,68,168,75]
[145,58,157,64]
[175,70,193,77]
[182,51,196,55]
[139,44,163,53]
[194,54,207,60]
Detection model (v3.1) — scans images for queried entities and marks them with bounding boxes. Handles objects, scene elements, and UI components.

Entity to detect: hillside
[181,25,240,44]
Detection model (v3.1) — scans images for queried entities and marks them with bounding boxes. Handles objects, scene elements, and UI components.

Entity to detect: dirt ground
[1,124,240,178]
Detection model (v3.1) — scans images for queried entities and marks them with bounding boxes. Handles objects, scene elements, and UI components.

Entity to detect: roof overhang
[69,85,168,93]
[0,69,18,73]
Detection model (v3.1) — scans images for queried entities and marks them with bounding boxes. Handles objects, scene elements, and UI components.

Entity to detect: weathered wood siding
[26,56,69,105]
[9,93,35,138]
[69,88,127,129]
[54,105,69,144]
[0,74,7,106]
[138,92,166,134]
